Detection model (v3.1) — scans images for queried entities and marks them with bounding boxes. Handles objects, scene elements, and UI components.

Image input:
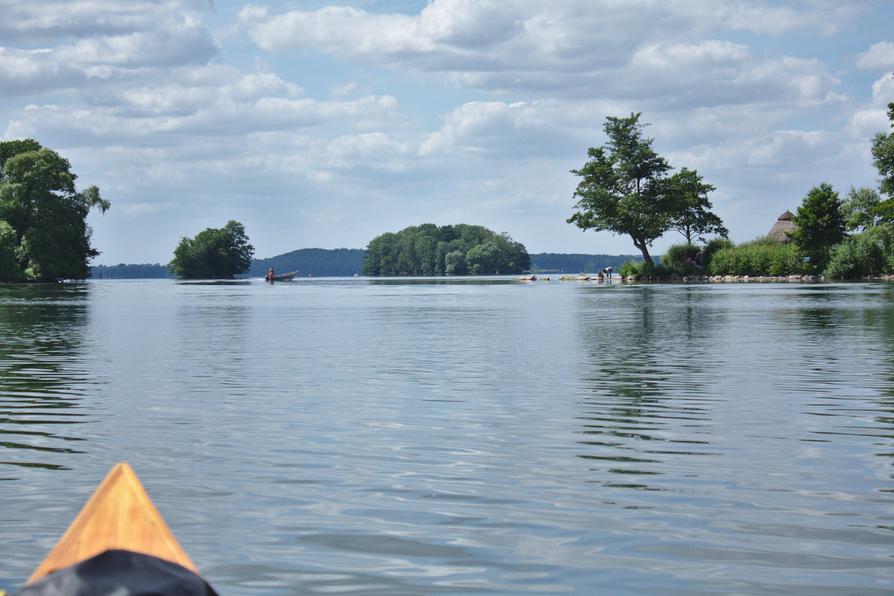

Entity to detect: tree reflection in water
[0,283,92,475]
[573,285,724,493]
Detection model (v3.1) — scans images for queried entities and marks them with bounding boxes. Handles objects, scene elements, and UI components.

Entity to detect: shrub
[825,236,885,279]
[824,225,894,279]
[701,237,733,271]
[619,261,642,278]
[709,238,805,276]
[620,259,669,279]
[640,260,668,279]
[662,243,702,276]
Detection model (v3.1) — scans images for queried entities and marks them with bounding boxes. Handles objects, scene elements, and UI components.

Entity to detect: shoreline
[619,274,894,283]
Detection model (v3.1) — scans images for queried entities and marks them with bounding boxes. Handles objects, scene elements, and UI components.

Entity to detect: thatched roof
[767,210,796,242]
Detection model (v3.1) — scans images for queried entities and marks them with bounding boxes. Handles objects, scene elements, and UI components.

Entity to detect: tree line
[529,253,639,274]
[569,109,894,280]
[694,105,894,280]
[8,103,893,282]
[91,263,174,279]
[90,251,643,278]
[249,248,367,278]
[170,224,532,278]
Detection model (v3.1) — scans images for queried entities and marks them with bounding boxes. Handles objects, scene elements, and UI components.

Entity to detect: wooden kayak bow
[27,462,198,585]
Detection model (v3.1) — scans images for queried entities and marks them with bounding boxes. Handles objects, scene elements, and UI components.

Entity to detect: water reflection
[2,280,893,594]
[570,283,894,593]
[367,276,518,286]
[800,286,894,476]
[872,286,894,403]
[173,299,251,393]
[573,286,721,491]
[0,284,92,474]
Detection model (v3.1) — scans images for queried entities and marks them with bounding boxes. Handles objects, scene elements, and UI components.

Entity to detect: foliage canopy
[0,139,109,281]
[363,224,530,276]
[825,225,894,279]
[568,113,725,265]
[662,243,703,276]
[667,168,728,244]
[841,186,882,232]
[169,220,254,279]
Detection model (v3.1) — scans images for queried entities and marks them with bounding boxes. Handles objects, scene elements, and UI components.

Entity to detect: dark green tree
[0,140,109,281]
[568,113,674,267]
[170,220,254,279]
[667,168,727,244]
[789,183,845,272]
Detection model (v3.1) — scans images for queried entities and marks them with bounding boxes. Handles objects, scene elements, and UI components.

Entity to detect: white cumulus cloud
[241,1,846,108]
[0,2,218,96]
[857,41,894,71]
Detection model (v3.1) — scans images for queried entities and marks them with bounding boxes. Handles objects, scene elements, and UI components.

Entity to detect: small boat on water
[21,462,216,595]
[265,270,297,282]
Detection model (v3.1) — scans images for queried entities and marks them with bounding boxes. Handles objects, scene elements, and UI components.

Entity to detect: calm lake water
[1,278,892,594]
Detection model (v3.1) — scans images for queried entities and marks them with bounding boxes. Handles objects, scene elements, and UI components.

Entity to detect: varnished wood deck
[28,462,197,584]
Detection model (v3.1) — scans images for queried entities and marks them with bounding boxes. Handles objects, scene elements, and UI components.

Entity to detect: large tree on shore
[0,139,109,281]
[568,113,723,266]
[170,220,254,279]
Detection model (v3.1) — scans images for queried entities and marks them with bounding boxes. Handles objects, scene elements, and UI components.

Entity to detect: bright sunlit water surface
[1,279,892,594]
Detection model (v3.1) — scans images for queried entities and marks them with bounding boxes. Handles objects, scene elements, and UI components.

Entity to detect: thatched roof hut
[767,210,796,242]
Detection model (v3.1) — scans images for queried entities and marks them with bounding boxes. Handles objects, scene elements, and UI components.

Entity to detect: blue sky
[1,0,893,264]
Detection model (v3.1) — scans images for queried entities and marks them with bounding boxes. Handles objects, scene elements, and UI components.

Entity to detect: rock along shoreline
[618,274,894,283]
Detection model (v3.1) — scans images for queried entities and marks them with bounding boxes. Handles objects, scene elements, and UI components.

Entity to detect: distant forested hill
[91,250,642,278]
[91,249,366,279]
[90,263,172,278]
[528,253,642,273]
[250,248,367,277]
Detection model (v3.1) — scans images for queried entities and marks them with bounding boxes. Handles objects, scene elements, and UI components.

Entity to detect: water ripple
[1,280,893,594]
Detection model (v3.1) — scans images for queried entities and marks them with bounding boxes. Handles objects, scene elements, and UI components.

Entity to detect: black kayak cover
[17,549,218,596]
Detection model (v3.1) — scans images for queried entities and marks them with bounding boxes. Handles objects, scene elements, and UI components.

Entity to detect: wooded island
[363,224,530,276]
